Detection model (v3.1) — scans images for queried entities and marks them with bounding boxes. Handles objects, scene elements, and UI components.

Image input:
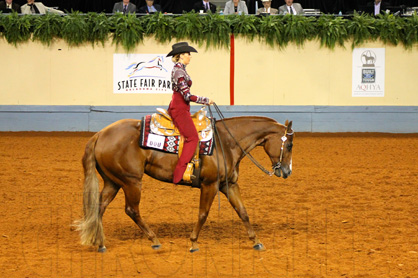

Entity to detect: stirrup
[182,163,195,183]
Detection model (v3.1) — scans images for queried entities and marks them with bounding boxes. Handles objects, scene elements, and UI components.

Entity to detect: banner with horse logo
[113,54,173,94]
[352,48,385,97]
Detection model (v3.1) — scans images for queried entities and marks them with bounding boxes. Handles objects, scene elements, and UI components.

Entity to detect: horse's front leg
[220,183,266,251]
[189,183,218,252]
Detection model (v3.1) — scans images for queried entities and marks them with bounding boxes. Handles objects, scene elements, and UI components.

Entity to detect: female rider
[166,42,214,184]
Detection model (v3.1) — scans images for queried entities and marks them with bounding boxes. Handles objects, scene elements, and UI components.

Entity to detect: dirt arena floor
[1,131,418,278]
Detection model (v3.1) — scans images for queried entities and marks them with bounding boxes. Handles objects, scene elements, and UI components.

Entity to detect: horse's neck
[221,117,280,154]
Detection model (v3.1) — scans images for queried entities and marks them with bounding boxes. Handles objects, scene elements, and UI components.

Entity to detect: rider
[166,42,214,184]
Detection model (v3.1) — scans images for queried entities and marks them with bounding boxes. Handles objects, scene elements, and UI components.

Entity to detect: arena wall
[1,105,417,133]
[1,37,417,132]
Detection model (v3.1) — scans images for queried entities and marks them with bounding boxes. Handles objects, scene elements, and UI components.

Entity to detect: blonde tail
[73,133,104,246]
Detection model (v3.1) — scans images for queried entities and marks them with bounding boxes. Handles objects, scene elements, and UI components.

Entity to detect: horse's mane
[216,116,285,128]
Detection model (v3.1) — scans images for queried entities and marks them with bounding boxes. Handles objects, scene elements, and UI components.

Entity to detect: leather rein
[208,103,292,177]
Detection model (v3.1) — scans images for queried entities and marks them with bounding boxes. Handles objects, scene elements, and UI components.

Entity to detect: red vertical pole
[229,33,235,106]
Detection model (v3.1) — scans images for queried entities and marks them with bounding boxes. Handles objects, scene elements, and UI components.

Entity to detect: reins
[207,104,230,206]
[209,103,285,176]
[207,103,292,210]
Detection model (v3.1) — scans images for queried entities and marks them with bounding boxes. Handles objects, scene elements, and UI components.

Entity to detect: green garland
[0,11,417,51]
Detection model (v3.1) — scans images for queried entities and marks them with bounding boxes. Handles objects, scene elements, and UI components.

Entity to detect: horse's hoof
[253,243,266,251]
[98,246,107,253]
[151,244,161,250]
[189,247,200,253]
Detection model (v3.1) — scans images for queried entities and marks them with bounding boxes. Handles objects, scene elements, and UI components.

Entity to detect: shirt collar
[175,62,186,69]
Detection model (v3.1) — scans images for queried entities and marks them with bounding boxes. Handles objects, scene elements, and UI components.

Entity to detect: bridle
[271,128,294,176]
[208,103,293,177]
[208,103,292,205]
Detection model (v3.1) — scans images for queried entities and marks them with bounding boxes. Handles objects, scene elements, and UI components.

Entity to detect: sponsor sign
[113,54,173,94]
[352,48,385,97]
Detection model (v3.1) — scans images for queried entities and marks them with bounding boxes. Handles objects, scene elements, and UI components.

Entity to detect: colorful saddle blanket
[140,109,214,155]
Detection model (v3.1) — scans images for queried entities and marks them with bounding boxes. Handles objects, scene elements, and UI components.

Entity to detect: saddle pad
[140,115,214,155]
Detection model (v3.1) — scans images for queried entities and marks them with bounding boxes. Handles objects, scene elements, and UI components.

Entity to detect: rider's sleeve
[177,77,210,104]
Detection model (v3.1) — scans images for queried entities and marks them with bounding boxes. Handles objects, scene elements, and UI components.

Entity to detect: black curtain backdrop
[12,0,417,14]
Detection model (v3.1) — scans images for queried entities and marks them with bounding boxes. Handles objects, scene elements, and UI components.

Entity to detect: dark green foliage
[200,13,230,49]
[85,12,111,47]
[347,12,378,48]
[316,15,348,49]
[143,12,175,43]
[60,11,88,46]
[282,15,316,47]
[401,14,418,49]
[258,15,286,48]
[32,13,62,46]
[110,13,144,52]
[375,13,404,46]
[0,12,33,45]
[0,12,417,51]
[229,14,259,42]
[174,12,203,44]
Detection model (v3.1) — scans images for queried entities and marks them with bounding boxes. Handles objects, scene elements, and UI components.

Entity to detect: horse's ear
[285,119,289,126]
[287,121,293,132]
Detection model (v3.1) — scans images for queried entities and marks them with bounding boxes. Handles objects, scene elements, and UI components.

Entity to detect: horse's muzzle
[274,167,292,179]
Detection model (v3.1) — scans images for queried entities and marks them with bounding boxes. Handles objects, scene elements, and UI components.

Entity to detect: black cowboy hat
[166,42,198,57]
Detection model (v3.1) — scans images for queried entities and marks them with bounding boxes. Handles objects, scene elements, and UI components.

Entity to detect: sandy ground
[1,131,418,278]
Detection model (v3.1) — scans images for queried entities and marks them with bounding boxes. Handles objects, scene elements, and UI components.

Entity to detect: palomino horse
[75,116,294,252]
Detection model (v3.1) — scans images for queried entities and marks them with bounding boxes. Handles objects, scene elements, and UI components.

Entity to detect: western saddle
[151,107,212,185]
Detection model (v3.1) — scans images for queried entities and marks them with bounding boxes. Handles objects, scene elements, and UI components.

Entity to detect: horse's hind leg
[97,179,120,253]
[123,179,161,250]
[221,183,266,251]
[190,183,218,252]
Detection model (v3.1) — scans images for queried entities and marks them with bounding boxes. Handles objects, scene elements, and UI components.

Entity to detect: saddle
[151,107,212,138]
[141,107,214,187]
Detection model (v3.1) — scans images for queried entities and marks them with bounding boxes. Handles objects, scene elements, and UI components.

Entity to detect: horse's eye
[287,143,293,151]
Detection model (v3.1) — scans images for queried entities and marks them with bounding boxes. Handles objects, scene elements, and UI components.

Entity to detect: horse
[127,56,167,77]
[362,54,375,65]
[74,115,294,253]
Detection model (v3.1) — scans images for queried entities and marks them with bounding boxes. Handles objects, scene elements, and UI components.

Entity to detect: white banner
[113,54,173,94]
[352,48,385,97]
